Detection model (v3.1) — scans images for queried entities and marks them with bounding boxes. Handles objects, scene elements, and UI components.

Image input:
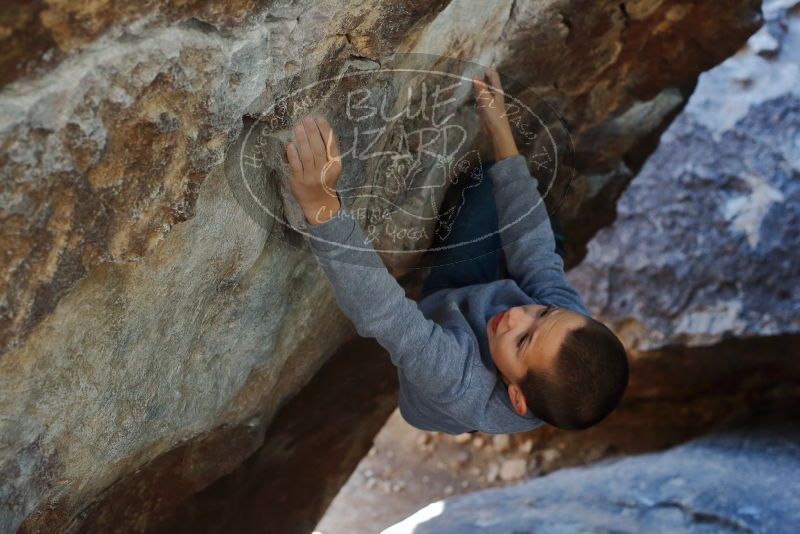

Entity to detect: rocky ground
[318,335,800,534]
[316,408,553,534]
[388,413,800,533]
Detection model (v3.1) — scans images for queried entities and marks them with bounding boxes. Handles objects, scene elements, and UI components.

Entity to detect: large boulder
[568,0,800,350]
[389,415,800,533]
[0,0,763,531]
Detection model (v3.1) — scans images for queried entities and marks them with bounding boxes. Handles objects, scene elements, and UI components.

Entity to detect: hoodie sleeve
[488,154,589,315]
[302,209,477,403]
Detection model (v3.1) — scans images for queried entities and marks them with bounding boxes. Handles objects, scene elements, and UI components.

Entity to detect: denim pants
[420,160,504,299]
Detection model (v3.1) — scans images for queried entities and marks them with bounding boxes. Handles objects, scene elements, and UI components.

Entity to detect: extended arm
[472,69,587,314]
[286,114,475,402]
[304,212,476,402]
[489,155,589,314]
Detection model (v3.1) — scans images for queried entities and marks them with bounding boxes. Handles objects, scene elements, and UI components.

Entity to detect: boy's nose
[507,306,525,327]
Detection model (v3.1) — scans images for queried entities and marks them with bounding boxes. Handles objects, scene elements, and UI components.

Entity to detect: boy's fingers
[315,116,342,195]
[286,142,303,178]
[314,115,341,160]
[293,121,314,173]
[472,76,491,105]
[488,69,504,99]
[302,115,327,170]
[480,71,493,95]
[488,68,499,86]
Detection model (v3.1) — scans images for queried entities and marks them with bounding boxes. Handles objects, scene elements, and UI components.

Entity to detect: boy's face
[487,304,587,388]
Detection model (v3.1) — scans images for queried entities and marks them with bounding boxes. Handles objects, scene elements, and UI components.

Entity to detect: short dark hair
[518,316,629,430]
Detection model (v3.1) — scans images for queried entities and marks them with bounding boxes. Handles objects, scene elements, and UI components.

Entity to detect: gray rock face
[568,0,800,350]
[393,417,800,534]
[0,0,763,531]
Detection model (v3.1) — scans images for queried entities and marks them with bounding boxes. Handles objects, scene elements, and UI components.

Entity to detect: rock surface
[0,0,763,531]
[389,416,800,533]
[568,0,800,350]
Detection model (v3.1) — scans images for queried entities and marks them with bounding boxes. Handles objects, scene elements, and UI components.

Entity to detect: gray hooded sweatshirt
[304,154,589,435]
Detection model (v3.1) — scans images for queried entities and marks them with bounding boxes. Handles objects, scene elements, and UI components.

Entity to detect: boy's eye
[518,333,529,348]
[539,306,551,317]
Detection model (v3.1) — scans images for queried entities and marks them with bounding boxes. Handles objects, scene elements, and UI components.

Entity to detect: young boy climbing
[284,68,629,435]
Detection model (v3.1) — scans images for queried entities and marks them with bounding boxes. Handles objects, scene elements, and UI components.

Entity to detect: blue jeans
[420,160,504,299]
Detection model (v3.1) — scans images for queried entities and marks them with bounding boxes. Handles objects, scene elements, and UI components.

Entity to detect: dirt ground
[314,408,562,534]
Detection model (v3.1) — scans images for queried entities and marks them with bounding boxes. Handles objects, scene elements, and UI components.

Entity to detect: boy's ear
[507,384,528,416]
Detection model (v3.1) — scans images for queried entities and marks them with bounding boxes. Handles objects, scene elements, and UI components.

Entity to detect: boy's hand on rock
[286,114,343,225]
[472,68,519,161]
